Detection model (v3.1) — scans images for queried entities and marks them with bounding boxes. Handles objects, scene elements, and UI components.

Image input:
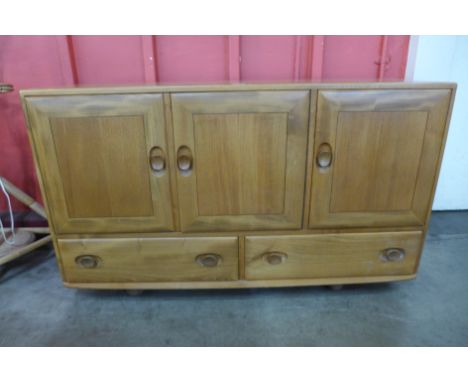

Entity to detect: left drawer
[58,237,239,283]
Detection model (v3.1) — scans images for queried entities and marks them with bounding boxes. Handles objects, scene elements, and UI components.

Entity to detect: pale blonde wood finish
[20,83,456,290]
[20,81,457,98]
[23,94,174,234]
[330,111,427,212]
[309,89,452,228]
[245,231,422,280]
[193,112,287,216]
[59,236,238,283]
[52,116,153,218]
[65,273,416,290]
[171,91,310,232]
[162,93,181,231]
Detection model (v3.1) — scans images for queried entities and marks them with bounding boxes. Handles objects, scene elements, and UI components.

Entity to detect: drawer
[59,237,238,283]
[245,231,423,280]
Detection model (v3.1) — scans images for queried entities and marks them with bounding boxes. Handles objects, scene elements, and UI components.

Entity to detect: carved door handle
[316,143,333,169]
[149,146,166,174]
[177,146,193,174]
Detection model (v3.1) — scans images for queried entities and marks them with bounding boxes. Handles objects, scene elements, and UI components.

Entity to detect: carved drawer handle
[316,143,333,169]
[380,248,406,262]
[177,145,193,173]
[263,251,288,265]
[196,253,222,268]
[75,255,101,269]
[149,146,166,173]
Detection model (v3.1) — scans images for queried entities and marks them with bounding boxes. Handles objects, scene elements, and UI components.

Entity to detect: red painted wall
[0,35,410,211]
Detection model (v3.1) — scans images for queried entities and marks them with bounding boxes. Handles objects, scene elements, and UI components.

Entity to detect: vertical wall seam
[310,35,324,81]
[141,35,158,83]
[227,35,240,82]
[56,36,78,85]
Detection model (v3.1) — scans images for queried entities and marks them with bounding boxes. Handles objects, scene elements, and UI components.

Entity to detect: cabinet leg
[126,289,144,296]
[329,284,343,291]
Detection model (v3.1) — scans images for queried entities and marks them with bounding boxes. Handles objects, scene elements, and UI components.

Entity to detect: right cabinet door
[309,89,452,228]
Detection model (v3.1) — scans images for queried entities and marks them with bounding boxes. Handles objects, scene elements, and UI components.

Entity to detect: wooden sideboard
[20,82,456,290]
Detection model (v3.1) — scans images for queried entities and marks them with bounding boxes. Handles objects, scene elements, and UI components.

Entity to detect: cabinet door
[171,91,310,232]
[309,89,452,228]
[25,94,174,233]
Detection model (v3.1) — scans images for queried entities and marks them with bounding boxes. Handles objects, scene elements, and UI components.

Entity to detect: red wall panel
[71,36,146,85]
[384,36,411,80]
[240,36,298,81]
[322,36,383,80]
[0,35,410,212]
[0,36,70,210]
[156,36,229,83]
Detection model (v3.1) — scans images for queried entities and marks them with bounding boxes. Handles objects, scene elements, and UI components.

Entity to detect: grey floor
[1,211,468,346]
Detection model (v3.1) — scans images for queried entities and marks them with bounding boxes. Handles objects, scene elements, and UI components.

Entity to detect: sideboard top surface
[20,81,457,98]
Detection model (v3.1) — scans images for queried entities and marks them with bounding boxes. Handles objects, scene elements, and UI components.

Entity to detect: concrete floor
[1,211,467,346]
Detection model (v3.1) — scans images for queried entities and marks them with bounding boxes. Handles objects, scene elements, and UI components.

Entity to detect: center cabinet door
[171,91,310,232]
[24,94,174,234]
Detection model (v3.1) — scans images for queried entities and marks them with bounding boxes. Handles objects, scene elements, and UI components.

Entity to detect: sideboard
[20,82,456,290]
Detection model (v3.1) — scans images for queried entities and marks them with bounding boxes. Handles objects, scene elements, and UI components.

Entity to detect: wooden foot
[329,284,343,291]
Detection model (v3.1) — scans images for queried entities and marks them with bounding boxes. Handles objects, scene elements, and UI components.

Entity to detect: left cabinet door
[24,94,174,234]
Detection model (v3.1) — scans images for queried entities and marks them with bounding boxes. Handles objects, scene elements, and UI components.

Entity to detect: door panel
[309,89,452,228]
[24,94,174,233]
[172,91,310,232]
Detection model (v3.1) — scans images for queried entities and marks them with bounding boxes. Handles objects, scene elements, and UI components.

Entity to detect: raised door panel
[24,94,174,233]
[171,91,310,232]
[309,89,452,228]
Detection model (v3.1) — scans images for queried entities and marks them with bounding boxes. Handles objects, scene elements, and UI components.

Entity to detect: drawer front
[245,232,422,280]
[59,237,238,283]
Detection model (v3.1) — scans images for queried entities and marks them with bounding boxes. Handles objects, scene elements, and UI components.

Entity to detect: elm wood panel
[330,111,427,212]
[51,116,153,218]
[245,231,422,280]
[20,82,457,98]
[163,93,181,231]
[65,274,417,290]
[302,90,318,228]
[171,91,310,232]
[59,236,239,283]
[23,93,174,234]
[309,89,452,228]
[194,112,287,216]
[54,224,426,244]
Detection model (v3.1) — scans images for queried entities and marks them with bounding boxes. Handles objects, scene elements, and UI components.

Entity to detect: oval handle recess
[196,253,222,268]
[149,146,166,173]
[316,143,333,169]
[263,251,288,266]
[75,255,101,269]
[177,146,193,173]
[380,248,406,262]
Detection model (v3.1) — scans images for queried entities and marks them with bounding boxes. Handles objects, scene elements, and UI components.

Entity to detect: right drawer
[245,231,423,280]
